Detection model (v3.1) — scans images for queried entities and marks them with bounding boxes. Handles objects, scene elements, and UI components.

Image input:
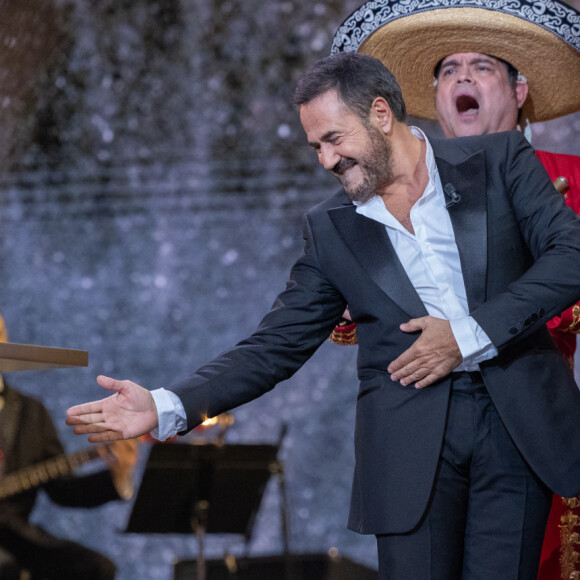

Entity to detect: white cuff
[450,316,498,367]
[149,388,187,441]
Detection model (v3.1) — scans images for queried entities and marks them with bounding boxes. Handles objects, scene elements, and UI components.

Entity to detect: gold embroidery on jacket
[562,305,580,334]
[560,496,580,579]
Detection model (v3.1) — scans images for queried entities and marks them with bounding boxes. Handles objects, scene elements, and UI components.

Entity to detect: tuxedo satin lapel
[328,205,428,318]
[436,150,488,310]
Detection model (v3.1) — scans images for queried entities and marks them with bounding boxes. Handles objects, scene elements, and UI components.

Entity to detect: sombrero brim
[336,7,580,123]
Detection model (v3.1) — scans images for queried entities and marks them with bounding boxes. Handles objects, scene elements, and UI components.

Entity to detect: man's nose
[457,71,473,83]
[319,145,340,170]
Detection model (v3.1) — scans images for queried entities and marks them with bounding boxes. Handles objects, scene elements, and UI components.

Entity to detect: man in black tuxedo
[67,53,580,579]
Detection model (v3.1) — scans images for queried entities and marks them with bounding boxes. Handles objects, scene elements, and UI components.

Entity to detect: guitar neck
[0,446,103,500]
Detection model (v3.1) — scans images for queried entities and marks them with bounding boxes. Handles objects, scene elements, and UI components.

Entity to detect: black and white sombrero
[331,0,580,123]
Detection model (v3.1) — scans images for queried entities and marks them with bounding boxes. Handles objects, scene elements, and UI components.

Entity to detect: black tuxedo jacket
[171,131,580,535]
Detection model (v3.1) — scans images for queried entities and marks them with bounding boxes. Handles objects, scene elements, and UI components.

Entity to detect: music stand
[125,442,279,580]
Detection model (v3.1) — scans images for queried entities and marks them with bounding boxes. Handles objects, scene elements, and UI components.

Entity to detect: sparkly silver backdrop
[0,1,579,579]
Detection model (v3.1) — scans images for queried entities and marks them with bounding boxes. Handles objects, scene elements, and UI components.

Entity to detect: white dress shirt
[354,127,497,372]
[151,127,497,440]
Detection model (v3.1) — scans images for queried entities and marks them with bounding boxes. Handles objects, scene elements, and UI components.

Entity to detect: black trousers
[376,372,552,580]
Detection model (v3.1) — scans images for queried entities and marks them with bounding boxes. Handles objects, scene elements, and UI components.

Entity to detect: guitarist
[0,314,137,580]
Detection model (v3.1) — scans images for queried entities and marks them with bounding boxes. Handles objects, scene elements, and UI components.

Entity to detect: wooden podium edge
[0,342,88,372]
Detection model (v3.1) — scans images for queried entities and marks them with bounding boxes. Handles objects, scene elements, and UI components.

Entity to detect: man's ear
[515,80,529,109]
[370,97,393,134]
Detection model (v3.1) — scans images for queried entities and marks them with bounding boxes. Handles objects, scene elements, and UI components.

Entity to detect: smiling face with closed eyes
[300,89,394,204]
[434,52,528,138]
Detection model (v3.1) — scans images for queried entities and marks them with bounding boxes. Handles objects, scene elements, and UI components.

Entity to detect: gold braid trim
[562,305,580,334]
[329,322,358,346]
[559,496,580,579]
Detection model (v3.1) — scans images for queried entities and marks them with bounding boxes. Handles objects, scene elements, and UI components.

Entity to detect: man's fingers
[403,369,427,385]
[393,364,428,386]
[88,431,124,444]
[399,318,424,333]
[66,401,104,419]
[414,373,439,389]
[67,377,122,418]
[65,415,84,426]
[97,375,124,392]
[387,318,431,374]
[387,346,415,375]
[66,410,105,425]
[389,316,461,385]
[72,421,112,435]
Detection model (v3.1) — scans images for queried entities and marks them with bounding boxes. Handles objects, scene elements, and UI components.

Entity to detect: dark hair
[293,52,407,123]
[433,54,519,88]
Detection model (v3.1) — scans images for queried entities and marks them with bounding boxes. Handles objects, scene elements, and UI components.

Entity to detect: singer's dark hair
[293,52,407,123]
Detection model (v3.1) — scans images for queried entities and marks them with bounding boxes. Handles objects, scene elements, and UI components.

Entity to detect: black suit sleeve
[471,131,580,350]
[171,213,347,432]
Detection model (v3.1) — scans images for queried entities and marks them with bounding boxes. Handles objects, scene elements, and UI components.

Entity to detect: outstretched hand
[66,376,159,443]
[387,316,462,389]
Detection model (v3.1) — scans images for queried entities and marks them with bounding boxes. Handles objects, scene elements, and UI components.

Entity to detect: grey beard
[342,132,394,204]
[343,170,380,204]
